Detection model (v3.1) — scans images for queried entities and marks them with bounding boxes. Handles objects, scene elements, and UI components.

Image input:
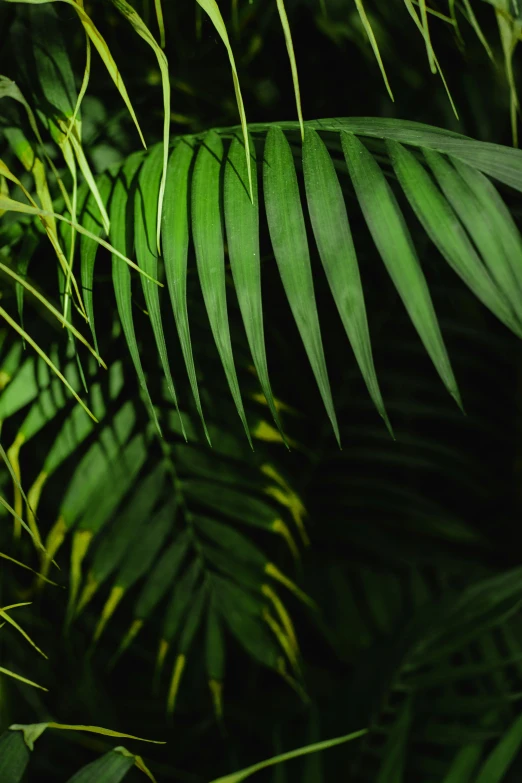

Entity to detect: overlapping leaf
[71,118,522,442]
[9,351,313,713]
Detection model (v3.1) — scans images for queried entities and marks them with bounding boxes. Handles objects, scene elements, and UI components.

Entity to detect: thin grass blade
[462,0,494,61]
[354,0,394,100]
[209,729,368,782]
[0,306,96,421]
[0,193,159,285]
[402,0,457,115]
[274,0,305,137]
[110,0,169,250]
[0,263,105,365]
[195,0,253,199]
[154,0,166,47]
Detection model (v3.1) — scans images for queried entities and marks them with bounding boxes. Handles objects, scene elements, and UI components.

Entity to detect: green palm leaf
[388,140,522,338]
[192,131,251,443]
[135,144,184,435]
[263,127,340,444]
[303,127,391,434]
[342,131,461,409]
[162,139,210,442]
[224,133,286,443]
[109,152,160,434]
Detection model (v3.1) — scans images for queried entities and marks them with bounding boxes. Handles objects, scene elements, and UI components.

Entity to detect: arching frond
[61,117,522,440]
[0,341,310,715]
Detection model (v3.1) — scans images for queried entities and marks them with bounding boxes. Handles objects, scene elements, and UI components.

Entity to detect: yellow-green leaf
[208,729,367,782]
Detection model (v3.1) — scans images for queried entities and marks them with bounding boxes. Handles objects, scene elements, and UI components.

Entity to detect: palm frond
[66,117,522,441]
[0,340,309,714]
[343,565,522,781]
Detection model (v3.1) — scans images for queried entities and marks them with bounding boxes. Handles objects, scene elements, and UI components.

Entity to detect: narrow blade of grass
[155,0,166,47]
[110,0,169,251]
[0,667,47,691]
[0,306,96,421]
[0,262,106,366]
[274,0,305,137]
[195,0,253,200]
[354,0,394,100]
[2,0,147,147]
[209,729,368,783]
[0,193,160,285]
[462,0,494,62]
[402,0,458,116]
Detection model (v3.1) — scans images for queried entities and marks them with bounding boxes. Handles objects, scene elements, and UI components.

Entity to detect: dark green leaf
[0,730,31,783]
[64,748,134,783]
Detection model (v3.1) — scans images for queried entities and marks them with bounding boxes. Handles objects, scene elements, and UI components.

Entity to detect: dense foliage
[1,1,522,781]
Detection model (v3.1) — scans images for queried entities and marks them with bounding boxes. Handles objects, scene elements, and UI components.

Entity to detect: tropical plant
[2,0,522,781]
